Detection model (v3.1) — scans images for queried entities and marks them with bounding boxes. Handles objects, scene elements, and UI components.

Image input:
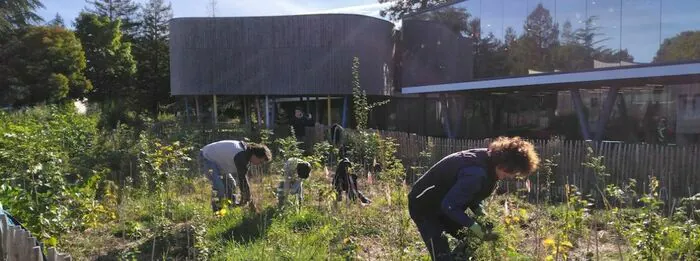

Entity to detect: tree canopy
[0,26,91,106]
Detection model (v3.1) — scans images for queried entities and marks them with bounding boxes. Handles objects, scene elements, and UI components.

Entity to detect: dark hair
[373,162,382,173]
[296,161,312,179]
[329,123,345,145]
[488,136,540,176]
[247,143,272,161]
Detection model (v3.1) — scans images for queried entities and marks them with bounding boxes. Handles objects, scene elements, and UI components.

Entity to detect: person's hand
[473,202,486,216]
[469,223,485,239]
[474,221,500,241]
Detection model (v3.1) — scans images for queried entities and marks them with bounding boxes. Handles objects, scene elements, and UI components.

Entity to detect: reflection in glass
[659,0,700,63]
[402,0,700,82]
[587,0,628,67]
[621,0,660,65]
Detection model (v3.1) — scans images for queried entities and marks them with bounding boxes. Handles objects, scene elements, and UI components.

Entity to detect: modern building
[169,0,700,143]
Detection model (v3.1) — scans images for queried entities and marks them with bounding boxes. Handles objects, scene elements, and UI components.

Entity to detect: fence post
[0,214,6,260]
[32,246,42,261]
[47,248,57,261]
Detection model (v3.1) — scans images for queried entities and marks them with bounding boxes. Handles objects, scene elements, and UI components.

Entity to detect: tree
[0,26,92,106]
[413,5,471,35]
[474,32,510,78]
[85,0,140,40]
[555,17,634,71]
[561,20,575,44]
[523,3,559,50]
[47,13,64,27]
[0,0,44,35]
[133,0,172,114]
[509,3,560,74]
[378,0,451,22]
[74,12,136,104]
[654,31,700,63]
[504,27,516,47]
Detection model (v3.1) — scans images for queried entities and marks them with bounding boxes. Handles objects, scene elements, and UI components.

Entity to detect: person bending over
[408,136,540,260]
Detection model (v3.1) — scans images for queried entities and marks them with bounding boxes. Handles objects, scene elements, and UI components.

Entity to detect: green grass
[58,169,665,261]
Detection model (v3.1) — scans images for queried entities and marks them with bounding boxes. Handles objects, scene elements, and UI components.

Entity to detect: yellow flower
[543,238,555,247]
[559,240,574,250]
[215,208,228,217]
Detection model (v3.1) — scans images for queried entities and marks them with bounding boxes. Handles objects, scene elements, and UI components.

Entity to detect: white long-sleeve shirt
[279,158,304,195]
[201,140,247,175]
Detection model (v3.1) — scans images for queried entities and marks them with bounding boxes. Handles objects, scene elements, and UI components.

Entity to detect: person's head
[373,162,382,174]
[294,107,304,118]
[247,143,272,165]
[487,136,540,180]
[336,158,352,174]
[296,161,312,179]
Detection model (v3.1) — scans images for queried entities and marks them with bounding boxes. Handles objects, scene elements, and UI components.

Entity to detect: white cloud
[305,2,393,17]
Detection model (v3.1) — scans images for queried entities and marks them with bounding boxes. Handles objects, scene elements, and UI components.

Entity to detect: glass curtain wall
[403,0,700,80]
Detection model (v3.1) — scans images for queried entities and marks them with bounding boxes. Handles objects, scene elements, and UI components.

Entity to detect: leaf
[46,236,59,247]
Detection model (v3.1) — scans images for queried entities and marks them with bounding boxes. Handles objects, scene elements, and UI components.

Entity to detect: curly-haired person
[407,136,540,261]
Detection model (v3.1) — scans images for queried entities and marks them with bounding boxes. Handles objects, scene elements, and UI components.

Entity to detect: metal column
[571,89,591,140]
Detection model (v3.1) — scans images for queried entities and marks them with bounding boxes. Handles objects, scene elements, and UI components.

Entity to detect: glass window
[556,0,589,71]
[660,0,700,63]
[589,0,623,67]
[679,94,688,118]
[502,0,530,77]
[621,0,660,65]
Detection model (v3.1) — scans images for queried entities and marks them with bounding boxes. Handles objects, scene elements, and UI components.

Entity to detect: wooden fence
[1,214,71,261]
[305,126,700,201]
[147,122,700,200]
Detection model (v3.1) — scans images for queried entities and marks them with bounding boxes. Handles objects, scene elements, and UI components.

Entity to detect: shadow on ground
[221,207,277,243]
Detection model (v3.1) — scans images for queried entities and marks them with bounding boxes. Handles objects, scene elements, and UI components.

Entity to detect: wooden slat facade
[170,14,395,96]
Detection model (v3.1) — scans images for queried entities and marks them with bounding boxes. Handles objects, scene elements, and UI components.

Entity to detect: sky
[37,0,700,63]
[38,0,391,24]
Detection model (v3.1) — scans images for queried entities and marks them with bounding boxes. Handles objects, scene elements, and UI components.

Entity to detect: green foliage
[341,129,405,183]
[345,130,381,170]
[350,57,389,130]
[85,0,140,39]
[274,127,303,161]
[0,0,44,35]
[136,132,193,191]
[0,105,109,241]
[1,26,92,106]
[378,0,449,21]
[654,31,700,63]
[539,154,559,203]
[74,12,137,104]
[376,136,405,183]
[133,0,173,115]
[310,141,335,169]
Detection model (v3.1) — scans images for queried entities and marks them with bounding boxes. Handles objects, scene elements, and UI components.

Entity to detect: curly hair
[247,143,272,162]
[488,136,540,176]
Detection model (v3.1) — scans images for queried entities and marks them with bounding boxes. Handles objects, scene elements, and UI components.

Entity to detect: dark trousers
[409,206,465,261]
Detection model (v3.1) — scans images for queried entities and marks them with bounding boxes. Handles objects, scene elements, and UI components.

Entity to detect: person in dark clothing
[327,123,347,165]
[291,107,315,140]
[408,136,540,261]
[333,158,372,205]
